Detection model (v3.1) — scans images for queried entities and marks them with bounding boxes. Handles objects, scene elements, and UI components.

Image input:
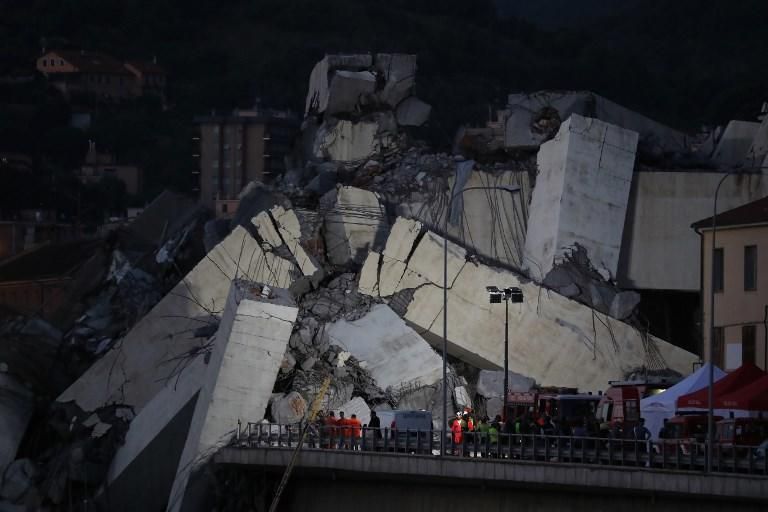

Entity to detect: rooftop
[691,195,768,230]
[46,50,131,75]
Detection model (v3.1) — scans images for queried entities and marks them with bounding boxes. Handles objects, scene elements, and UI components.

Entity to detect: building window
[742,325,756,364]
[60,59,64,65]
[212,160,219,169]
[745,245,757,291]
[713,248,724,292]
[221,203,228,213]
[42,60,47,67]
[712,327,724,367]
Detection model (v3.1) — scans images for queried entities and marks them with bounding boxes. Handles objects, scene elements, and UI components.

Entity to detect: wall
[701,225,768,370]
[0,278,71,319]
[618,171,768,291]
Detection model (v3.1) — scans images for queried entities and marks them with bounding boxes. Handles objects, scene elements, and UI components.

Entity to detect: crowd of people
[313,410,365,449]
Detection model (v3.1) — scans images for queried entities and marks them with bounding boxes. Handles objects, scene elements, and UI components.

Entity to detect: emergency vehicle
[505,387,600,426]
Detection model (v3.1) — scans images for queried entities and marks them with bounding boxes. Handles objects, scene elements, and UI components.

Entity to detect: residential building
[36,50,165,100]
[692,196,768,371]
[77,142,143,195]
[194,108,299,214]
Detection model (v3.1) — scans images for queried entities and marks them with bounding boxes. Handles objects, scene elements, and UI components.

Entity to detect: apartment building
[693,196,768,370]
[194,108,298,214]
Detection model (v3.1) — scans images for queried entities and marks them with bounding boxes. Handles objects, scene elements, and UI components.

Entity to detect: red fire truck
[505,387,600,426]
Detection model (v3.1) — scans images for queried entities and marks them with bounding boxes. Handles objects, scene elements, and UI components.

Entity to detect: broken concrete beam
[324,186,388,266]
[168,279,297,512]
[524,114,638,281]
[327,304,442,391]
[58,225,298,414]
[395,168,531,270]
[712,120,761,167]
[503,91,689,155]
[374,53,417,108]
[396,97,431,127]
[270,206,324,285]
[475,370,535,398]
[360,217,697,392]
[326,70,377,115]
[313,115,398,163]
[104,355,206,512]
[305,54,374,116]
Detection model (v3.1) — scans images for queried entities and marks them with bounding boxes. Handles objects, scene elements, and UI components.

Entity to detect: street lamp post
[441,184,521,456]
[487,286,524,422]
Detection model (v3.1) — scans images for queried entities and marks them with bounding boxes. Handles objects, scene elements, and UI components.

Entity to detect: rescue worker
[476,416,491,457]
[324,411,338,449]
[338,411,349,449]
[451,415,464,456]
[349,414,363,450]
[368,410,382,450]
[489,417,500,457]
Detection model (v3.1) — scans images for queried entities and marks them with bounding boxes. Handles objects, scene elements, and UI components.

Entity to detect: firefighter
[324,411,338,449]
[349,414,362,450]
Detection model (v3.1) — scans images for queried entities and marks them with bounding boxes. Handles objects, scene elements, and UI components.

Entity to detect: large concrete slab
[396,168,531,269]
[524,114,638,280]
[57,226,297,413]
[328,304,443,391]
[504,90,689,155]
[324,186,388,266]
[362,218,696,392]
[168,279,297,512]
[712,120,761,167]
[618,171,768,290]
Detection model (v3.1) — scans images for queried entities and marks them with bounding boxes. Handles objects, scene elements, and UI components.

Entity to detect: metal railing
[232,423,768,476]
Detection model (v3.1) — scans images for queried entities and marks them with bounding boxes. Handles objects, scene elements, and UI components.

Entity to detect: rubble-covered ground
[0,54,711,510]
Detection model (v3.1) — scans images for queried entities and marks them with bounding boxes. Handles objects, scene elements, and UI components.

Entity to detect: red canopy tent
[716,374,768,411]
[676,363,766,409]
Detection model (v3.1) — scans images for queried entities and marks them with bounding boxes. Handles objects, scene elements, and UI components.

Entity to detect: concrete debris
[396,97,432,127]
[58,225,298,413]
[475,370,535,399]
[0,458,36,504]
[328,304,442,390]
[453,386,472,410]
[304,54,428,166]
[323,186,388,266]
[524,114,638,281]
[609,291,642,320]
[502,90,690,158]
[712,120,761,167]
[270,391,307,424]
[169,279,298,511]
[374,53,417,108]
[359,217,697,391]
[280,351,297,373]
[326,70,377,115]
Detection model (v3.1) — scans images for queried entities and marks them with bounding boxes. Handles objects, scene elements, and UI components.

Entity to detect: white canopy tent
[640,363,726,440]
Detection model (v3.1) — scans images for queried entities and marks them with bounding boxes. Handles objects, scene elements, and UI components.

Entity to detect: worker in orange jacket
[338,411,350,449]
[349,414,362,450]
[324,411,338,449]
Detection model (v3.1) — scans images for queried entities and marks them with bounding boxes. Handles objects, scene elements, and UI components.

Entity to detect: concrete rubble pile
[11,54,755,511]
[304,53,431,165]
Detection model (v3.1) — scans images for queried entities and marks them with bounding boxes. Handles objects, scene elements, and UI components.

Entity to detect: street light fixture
[441,184,522,456]
[487,286,524,422]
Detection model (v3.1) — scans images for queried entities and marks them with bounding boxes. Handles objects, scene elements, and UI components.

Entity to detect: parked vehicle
[716,417,768,448]
[374,410,433,452]
[598,378,676,436]
[505,388,600,428]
